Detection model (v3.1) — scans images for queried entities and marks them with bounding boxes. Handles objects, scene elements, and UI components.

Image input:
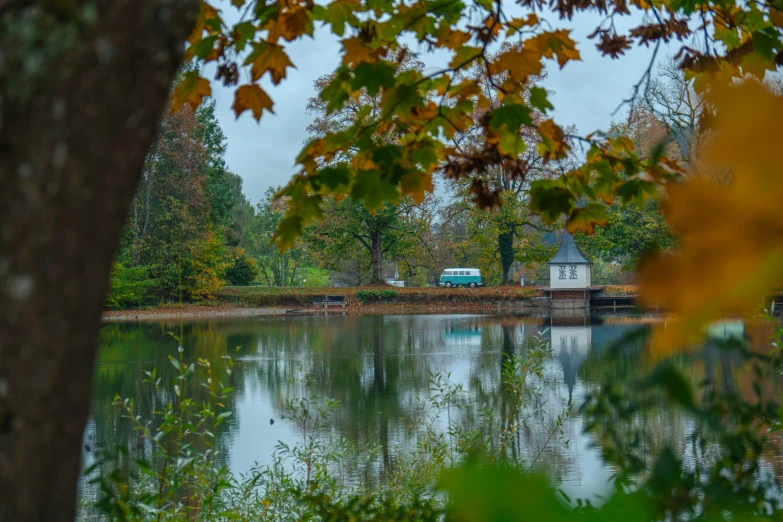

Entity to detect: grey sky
[207,5,681,204]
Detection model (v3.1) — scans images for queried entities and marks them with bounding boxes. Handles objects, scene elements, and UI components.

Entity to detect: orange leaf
[537,119,568,159]
[490,47,543,83]
[232,84,274,120]
[437,27,472,49]
[278,6,311,41]
[400,171,434,203]
[171,72,212,112]
[249,43,295,84]
[527,30,581,68]
[639,81,783,356]
[342,37,377,66]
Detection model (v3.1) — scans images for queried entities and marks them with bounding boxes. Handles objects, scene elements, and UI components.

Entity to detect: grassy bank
[217,285,544,308]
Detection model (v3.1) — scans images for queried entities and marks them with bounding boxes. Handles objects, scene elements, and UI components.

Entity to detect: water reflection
[86,313,781,503]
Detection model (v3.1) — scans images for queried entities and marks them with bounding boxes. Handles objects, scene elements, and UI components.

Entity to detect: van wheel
[445,281,453,288]
[469,282,477,288]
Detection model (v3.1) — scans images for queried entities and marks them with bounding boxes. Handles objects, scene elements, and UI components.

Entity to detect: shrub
[226,254,258,286]
[355,289,398,303]
[105,263,156,309]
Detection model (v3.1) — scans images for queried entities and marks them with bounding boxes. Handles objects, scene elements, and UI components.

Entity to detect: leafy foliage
[178,0,783,248]
[109,89,255,306]
[355,289,398,303]
[225,251,259,286]
[105,264,157,309]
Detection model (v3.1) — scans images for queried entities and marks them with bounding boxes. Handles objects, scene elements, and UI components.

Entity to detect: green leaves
[529,180,575,224]
[566,203,610,235]
[351,61,397,96]
[350,169,399,209]
[439,462,655,522]
[529,86,553,113]
[489,103,533,131]
[439,466,573,522]
[643,363,694,408]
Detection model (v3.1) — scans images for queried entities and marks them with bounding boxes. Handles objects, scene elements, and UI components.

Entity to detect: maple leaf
[490,47,543,83]
[566,203,610,235]
[528,30,581,68]
[436,27,472,49]
[342,37,377,66]
[232,84,274,120]
[246,42,295,84]
[350,169,399,209]
[639,81,783,357]
[537,119,568,159]
[278,7,311,41]
[171,71,212,112]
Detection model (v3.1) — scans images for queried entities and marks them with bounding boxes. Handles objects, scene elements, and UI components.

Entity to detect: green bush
[355,289,398,303]
[225,255,259,286]
[105,263,156,309]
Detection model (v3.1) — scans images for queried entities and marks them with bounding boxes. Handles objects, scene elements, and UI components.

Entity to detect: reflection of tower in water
[550,325,591,401]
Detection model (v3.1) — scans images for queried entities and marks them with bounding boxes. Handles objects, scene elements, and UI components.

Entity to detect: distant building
[547,230,592,289]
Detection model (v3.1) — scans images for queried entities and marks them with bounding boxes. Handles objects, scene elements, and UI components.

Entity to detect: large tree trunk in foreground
[0,2,197,521]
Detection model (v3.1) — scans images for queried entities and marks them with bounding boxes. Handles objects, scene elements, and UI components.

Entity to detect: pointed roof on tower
[547,230,591,265]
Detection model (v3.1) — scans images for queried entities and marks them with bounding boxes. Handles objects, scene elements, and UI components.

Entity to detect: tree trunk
[370,230,383,283]
[0,2,197,521]
[499,229,515,284]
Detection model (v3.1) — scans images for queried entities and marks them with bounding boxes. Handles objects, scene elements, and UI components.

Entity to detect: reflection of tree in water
[82,321,243,503]
[460,316,576,481]
[578,320,783,487]
[88,314,783,498]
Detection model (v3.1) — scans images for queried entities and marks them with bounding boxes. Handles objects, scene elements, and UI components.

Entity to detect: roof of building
[547,230,591,265]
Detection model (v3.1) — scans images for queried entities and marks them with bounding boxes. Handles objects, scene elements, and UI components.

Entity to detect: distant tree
[305,196,434,284]
[225,251,259,286]
[246,188,310,286]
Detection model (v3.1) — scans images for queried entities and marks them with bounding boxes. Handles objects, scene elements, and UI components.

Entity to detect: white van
[439,268,483,288]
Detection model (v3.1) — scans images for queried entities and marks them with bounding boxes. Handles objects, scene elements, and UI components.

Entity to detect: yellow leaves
[232,84,274,120]
[187,2,222,44]
[277,6,311,41]
[342,37,379,66]
[171,72,212,112]
[770,8,783,28]
[639,81,783,357]
[248,43,295,84]
[409,101,438,122]
[487,30,580,86]
[527,30,581,68]
[490,47,543,83]
[437,27,471,49]
[258,1,313,43]
[506,14,539,36]
[401,171,434,203]
[537,119,569,160]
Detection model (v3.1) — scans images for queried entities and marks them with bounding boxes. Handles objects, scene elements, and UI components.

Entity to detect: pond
[83,313,783,505]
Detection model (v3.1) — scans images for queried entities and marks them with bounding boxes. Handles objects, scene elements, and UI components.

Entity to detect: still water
[86,313,778,502]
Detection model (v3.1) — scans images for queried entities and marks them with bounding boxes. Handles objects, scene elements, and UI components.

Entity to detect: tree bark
[370,230,383,283]
[0,1,197,521]
[499,229,515,284]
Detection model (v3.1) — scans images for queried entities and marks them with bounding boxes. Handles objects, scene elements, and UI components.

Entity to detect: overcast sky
[206,5,682,204]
